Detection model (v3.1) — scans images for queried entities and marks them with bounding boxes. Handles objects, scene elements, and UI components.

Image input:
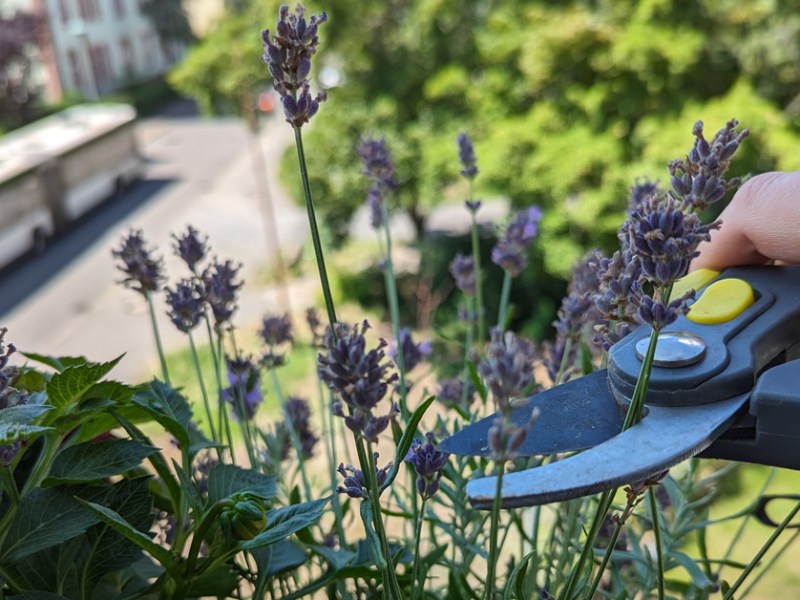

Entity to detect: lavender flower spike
[457,132,479,180]
[405,432,449,499]
[449,253,476,296]
[164,279,205,333]
[261,4,328,128]
[222,355,263,421]
[201,258,243,330]
[172,225,209,274]
[112,229,164,296]
[387,327,432,373]
[491,206,543,277]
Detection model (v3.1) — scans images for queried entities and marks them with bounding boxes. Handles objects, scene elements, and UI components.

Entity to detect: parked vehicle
[0,103,142,270]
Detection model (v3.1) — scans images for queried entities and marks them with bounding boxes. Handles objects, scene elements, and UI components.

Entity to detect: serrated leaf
[0,404,53,443]
[251,539,307,578]
[241,497,330,551]
[75,500,178,577]
[43,440,158,486]
[1,487,99,562]
[383,395,435,492]
[13,368,47,392]
[206,463,277,506]
[46,356,123,409]
[77,478,155,591]
[21,353,90,372]
[132,380,193,451]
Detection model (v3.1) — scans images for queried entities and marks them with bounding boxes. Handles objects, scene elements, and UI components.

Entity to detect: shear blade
[438,370,624,457]
[466,392,750,509]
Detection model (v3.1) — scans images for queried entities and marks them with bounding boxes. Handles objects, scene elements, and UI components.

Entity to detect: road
[0,101,309,383]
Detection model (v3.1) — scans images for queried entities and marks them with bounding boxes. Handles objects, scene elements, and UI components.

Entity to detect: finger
[690,171,800,271]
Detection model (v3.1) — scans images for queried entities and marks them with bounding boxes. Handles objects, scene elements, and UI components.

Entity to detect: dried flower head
[491,206,543,277]
[477,328,537,410]
[261,3,328,127]
[172,225,209,273]
[336,454,391,499]
[112,229,164,296]
[387,327,431,374]
[627,178,661,210]
[449,253,476,296]
[359,136,398,230]
[669,119,749,211]
[164,279,205,333]
[544,250,604,384]
[0,328,17,406]
[437,376,476,409]
[201,258,242,330]
[405,432,449,499]
[284,395,319,459]
[223,355,263,421]
[305,307,325,347]
[457,132,479,180]
[318,321,399,443]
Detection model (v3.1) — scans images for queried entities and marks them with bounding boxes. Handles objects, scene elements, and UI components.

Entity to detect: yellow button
[669,268,720,302]
[686,278,754,324]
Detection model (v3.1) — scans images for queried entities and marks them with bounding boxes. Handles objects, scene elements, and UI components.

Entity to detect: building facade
[7,0,186,102]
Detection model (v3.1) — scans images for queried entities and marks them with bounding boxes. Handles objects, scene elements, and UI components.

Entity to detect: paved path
[0,103,309,383]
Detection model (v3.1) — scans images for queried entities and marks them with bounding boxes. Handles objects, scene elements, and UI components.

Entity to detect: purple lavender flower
[164,279,205,333]
[0,328,17,407]
[491,206,543,277]
[260,313,293,346]
[359,136,398,230]
[669,119,749,211]
[437,376,476,409]
[449,253,476,296]
[112,229,164,296]
[172,225,209,273]
[457,132,479,180]
[336,454,391,499]
[305,307,325,347]
[284,395,319,458]
[260,4,328,128]
[592,249,643,350]
[477,328,537,409]
[544,250,604,384]
[405,432,449,499]
[387,327,431,373]
[628,178,661,210]
[223,355,263,420]
[318,321,399,443]
[201,258,242,330]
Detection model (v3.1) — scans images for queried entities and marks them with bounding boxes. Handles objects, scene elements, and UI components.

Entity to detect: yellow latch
[687,278,755,324]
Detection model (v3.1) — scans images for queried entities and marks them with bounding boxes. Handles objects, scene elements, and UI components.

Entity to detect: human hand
[690,171,800,271]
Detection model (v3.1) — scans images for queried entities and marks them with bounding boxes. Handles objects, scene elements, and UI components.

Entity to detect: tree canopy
[171,0,800,277]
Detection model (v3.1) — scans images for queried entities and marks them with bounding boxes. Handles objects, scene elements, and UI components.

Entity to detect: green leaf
[358,499,387,570]
[251,539,307,578]
[46,356,123,409]
[206,463,277,506]
[671,550,715,591]
[185,565,239,597]
[241,497,330,551]
[0,404,53,443]
[75,500,178,578]
[1,487,99,562]
[77,478,155,591]
[172,459,203,515]
[43,440,158,486]
[21,353,90,372]
[9,592,71,599]
[132,380,193,452]
[382,395,435,492]
[467,361,487,403]
[504,550,535,600]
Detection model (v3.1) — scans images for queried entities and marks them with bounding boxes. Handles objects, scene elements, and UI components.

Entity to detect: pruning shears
[439,266,800,509]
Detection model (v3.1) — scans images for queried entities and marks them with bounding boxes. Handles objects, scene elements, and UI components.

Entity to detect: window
[120,37,134,76]
[89,44,111,89]
[78,0,101,21]
[58,0,70,24]
[113,0,125,19]
[68,48,85,89]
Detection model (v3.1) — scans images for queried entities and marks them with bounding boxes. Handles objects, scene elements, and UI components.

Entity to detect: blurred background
[2,1,800,594]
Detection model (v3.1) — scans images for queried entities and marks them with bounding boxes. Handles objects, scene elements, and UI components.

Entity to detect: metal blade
[438,370,624,457]
[466,392,750,509]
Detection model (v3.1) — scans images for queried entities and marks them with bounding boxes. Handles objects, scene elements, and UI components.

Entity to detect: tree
[140,0,195,46]
[0,9,42,129]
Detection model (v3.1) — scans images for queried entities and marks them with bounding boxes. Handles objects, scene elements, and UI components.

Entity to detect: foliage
[140,0,195,45]
[0,8,43,129]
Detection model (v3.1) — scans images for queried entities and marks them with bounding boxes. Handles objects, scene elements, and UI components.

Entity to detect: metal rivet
[635,331,706,368]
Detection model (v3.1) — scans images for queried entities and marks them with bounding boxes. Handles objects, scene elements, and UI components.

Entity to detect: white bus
[0,103,143,270]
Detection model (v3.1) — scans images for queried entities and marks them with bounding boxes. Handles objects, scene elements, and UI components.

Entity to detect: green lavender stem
[648,486,666,600]
[293,126,337,329]
[496,269,512,332]
[145,290,171,385]
[470,208,486,342]
[723,499,800,599]
[187,332,218,446]
[410,498,428,600]
[485,462,506,600]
